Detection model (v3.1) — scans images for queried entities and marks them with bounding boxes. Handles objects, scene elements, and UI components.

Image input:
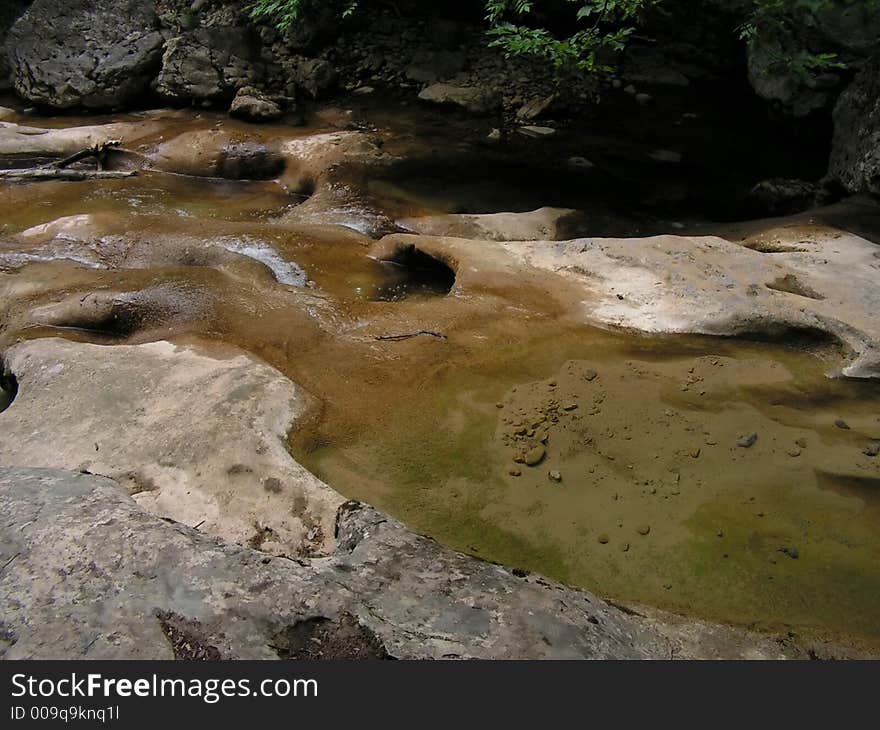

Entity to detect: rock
[292,58,337,99]
[635,93,653,106]
[518,125,557,139]
[779,547,800,560]
[517,95,555,122]
[548,470,562,483]
[0,0,30,92]
[584,369,598,382]
[863,442,880,458]
[229,86,284,123]
[9,0,164,109]
[418,83,500,114]
[689,448,701,459]
[749,178,818,216]
[0,339,342,558]
[597,534,610,545]
[835,419,851,430]
[636,525,651,536]
[737,433,758,448]
[150,130,285,180]
[0,467,804,659]
[829,52,880,194]
[353,86,375,95]
[155,27,268,103]
[509,467,522,477]
[524,445,546,466]
[747,32,839,117]
[568,156,595,169]
[399,207,577,243]
[405,50,466,84]
[486,128,502,143]
[492,230,880,379]
[0,106,17,122]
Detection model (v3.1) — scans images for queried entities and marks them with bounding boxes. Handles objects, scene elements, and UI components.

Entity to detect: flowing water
[1,99,879,650]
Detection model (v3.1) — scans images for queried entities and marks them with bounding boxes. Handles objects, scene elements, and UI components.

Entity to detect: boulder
[829,52,880,194]
[749,178,818,215]
[0,0,30,92]
[154,26,269,103]
[418,83,500,114]
[8,0,164,109]
[229,86,284,122]
[292,58,337,99]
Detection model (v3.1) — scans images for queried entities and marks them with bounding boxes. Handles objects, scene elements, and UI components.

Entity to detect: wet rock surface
[0,467,812,659]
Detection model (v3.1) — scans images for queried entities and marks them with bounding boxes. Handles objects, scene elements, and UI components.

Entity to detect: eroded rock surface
[0,467,807,660]
[0,338,343,557]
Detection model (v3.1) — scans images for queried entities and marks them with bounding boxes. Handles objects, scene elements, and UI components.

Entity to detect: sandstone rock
[155,27,268,103]
[418,83,500,114]
[150,130,285,180]
[0,467,806,659]
[829,52,880,194]
[9,0,163,109]
[399,207,577,242]
[229,86,284,122]
[0,339,344,558]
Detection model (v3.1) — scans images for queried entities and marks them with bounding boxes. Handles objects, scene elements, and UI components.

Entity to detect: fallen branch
[49,139,121,170]
[0,168,136,181]
[375,330,448,342]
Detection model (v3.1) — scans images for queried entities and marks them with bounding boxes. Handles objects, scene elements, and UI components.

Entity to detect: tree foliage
[248,0,880,77]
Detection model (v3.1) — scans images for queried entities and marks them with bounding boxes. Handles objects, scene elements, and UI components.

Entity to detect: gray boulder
[0,0,30,92]
[154,26,268,103]
[8,0,164,109]
[292,58,337,99]
[229,86,284,122]
[829,52,880,194]
[418,83,500,114]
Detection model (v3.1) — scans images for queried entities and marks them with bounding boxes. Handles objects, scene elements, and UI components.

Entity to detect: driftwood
[375,330,448,342]
[0,168,135,181]
[0,139,134,181]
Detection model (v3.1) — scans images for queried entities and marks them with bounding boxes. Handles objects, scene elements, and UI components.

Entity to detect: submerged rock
[9,0,164,109]
[418,83,500,114]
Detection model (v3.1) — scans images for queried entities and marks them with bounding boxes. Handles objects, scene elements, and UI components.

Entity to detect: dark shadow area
[272,613,390,660]
[372,245,456,301]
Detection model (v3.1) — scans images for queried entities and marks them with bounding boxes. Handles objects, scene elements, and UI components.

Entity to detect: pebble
[597,534,610,545]
[689,447,701,459]
[795,437,807,449]
[737,433,758,448]
[524,445,546,466]
[584,369,598,382]
[864,442,880,457]
[548,470,562,483]
[779,546,799,560]
[786,448,801,458]
[509,467,522,477]
[835,419,851,430]
[620,542,630,553]
[636,524,651,536]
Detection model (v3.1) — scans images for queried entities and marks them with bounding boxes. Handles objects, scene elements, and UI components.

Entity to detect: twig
[375,330,447,342]
[0,168,136,181]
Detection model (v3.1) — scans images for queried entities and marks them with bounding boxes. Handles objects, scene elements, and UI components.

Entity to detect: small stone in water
[864,442,880,457]
[737,433,758,448]
[779,546,799,560]
[597,534,610,545]
[636,524,651,536]
[509,467,522,477]
[584,369,598,382]
[689,447,701,459]
[835,419,851,430]
[548,470,562,483]
[524,445,546,466]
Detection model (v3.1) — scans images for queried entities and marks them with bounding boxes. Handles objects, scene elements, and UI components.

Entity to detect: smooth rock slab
[0,467,806,660]
[0,338,344,557]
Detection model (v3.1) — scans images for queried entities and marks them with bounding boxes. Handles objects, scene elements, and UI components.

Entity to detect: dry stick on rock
[375,330,448,342]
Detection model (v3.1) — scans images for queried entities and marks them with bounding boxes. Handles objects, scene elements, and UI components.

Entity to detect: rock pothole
[0,364,17,414]
[373,244,455,301]
[271,613,390,660]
